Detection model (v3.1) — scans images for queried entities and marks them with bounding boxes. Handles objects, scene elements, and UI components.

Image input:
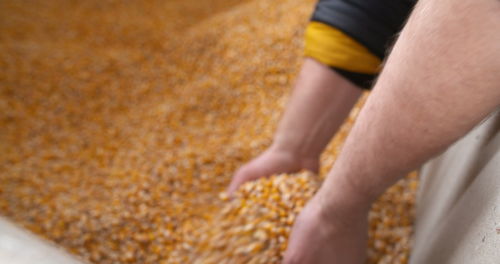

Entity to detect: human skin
[283,0,500,263]
[227,58,363,195]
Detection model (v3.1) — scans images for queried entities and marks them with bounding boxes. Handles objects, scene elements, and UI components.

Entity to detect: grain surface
[0,0,417,263]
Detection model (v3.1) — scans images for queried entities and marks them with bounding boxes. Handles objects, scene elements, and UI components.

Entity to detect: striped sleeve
[305,0,415,89]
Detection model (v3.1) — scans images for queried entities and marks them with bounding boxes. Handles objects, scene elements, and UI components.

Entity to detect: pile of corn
[168,171,417,264]
[0,0,418,263]
[168,172,320,264]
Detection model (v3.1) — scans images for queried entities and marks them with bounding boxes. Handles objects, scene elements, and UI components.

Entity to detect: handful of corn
[169,172,319,264]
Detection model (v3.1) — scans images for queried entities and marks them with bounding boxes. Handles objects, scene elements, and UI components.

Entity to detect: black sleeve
[311,0,416,59]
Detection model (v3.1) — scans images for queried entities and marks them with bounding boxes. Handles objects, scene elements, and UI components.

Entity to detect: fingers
[226,150,311,196]
[227,166,254,196]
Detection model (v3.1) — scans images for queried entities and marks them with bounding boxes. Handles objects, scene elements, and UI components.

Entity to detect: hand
[283,192,369,264]
[227,146,319,195]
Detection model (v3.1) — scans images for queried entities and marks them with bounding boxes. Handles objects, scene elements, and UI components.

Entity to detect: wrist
[271,133,321,162]
[268,140,320,173]
[315,176,373,223]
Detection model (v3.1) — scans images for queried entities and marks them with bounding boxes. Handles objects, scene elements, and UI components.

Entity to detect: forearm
[319,0,500,213]
[228,58,363,194]
[272,58,362,160]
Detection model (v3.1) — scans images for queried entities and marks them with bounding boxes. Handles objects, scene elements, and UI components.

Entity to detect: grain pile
[169,172,320,264]
[168,171,417,264]
[0,0,417,263]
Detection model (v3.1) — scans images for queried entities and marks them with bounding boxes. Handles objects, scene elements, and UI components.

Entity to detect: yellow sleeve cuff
[304,22,381,74]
